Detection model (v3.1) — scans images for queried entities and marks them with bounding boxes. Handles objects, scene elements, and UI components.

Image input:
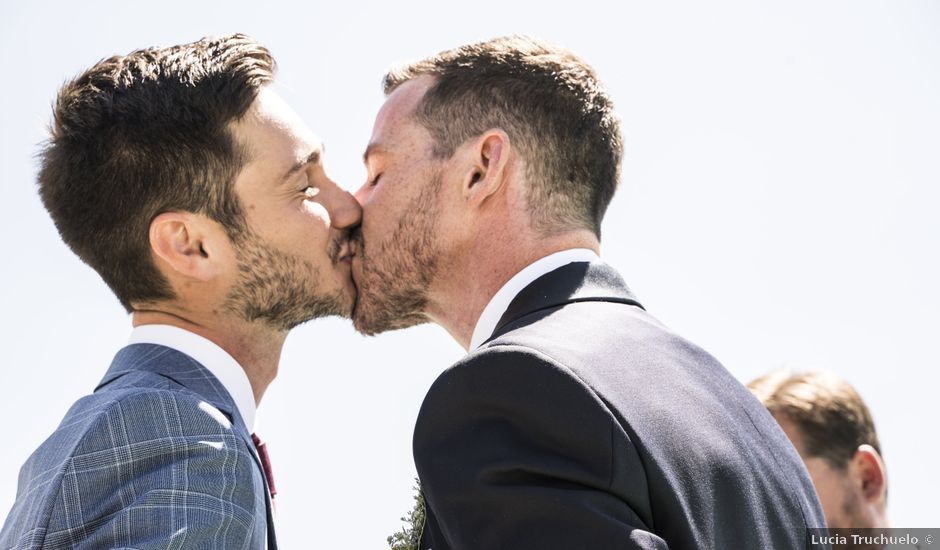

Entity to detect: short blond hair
[748,370,881,470]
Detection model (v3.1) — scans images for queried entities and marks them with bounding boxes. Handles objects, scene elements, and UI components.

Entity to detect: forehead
[237,87,322,164]
[371,75,435,140]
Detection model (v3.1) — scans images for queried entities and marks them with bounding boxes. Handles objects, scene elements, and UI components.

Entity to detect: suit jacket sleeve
[414,344,667,550]
[39,390,263,549]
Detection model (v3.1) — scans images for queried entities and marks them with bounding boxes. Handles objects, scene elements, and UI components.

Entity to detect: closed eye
[369,173,383,187]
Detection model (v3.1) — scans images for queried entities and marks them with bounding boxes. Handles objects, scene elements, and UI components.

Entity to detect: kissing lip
[337,241,357,264]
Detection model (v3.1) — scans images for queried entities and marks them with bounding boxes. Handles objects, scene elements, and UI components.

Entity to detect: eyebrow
[282,147,323,181]
[362,142,387,165]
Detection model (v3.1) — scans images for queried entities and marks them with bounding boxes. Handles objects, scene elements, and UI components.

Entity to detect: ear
[850,444,888,503]
[461,129,511,205]
[149,212,223,282]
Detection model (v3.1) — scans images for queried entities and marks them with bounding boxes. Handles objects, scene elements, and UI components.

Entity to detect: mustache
[328,228,356,265]
[348,226,365,254]
[349,226,363,245]
[328,226,365,265]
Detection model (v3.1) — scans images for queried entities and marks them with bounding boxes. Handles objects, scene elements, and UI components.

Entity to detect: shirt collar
[128,324,257,431]
[469,248,600,350]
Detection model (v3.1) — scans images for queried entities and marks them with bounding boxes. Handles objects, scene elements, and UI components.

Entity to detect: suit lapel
[488,261,644,344]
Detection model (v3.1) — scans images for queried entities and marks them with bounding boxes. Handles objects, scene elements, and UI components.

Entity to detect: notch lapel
[488,261,644,344]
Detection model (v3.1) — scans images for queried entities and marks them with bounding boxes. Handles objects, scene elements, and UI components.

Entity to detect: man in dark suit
[1,34,361,548]
[352,36,828,549]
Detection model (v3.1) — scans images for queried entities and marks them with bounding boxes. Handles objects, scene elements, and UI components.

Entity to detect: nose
[353,179,373,207]
[325,182,362,230]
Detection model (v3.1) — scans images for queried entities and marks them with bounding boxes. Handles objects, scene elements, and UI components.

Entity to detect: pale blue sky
[1,1,938,545]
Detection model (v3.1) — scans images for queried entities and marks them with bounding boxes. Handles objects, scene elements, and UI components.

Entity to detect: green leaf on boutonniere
[387,479,426,550]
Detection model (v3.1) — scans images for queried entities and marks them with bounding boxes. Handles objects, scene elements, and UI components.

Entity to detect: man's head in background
[748,370,889,529]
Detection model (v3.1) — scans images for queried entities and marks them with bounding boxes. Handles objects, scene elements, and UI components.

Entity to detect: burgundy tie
[251,433,278,503]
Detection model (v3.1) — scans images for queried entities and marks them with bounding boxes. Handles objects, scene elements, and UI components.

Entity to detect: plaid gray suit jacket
[0,344,276,549]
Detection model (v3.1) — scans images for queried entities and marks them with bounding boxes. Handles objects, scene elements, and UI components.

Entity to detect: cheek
[361,183,387,212]
[805,461,849,523]
[271,202,331,253]
[301,201,332,227]
[360,194,393,235]
[362,178,419,236]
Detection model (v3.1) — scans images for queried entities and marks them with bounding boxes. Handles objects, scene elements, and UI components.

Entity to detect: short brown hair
[748,370,882,470]
[384,35,622,237]
[38,33,275,311]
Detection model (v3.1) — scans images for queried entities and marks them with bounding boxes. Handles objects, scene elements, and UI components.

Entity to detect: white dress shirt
[469,248,600,350]
[128,324,257,432]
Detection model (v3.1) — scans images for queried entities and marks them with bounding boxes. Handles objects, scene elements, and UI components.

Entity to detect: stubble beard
[352,171,442,335]
[224,231,350,332]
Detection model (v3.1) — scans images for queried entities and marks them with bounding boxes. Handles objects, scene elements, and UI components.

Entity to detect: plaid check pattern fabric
[0,344,276,549]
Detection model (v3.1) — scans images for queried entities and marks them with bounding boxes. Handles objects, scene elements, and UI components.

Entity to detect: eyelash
[370,173,383,187]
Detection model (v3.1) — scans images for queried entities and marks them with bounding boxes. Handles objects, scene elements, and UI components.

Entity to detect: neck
[131,308,286,405]
[425,229,599,350]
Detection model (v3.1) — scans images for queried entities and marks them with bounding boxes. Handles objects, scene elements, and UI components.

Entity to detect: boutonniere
[387,480,426,550]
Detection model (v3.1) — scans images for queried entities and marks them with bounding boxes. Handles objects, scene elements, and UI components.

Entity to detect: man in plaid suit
[0,34,361,549]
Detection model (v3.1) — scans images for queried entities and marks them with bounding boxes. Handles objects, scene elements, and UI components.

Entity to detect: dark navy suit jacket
[415,262,828,549]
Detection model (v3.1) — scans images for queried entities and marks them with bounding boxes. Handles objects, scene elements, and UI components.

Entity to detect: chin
[351,301,427,336]
[338,296,356,320]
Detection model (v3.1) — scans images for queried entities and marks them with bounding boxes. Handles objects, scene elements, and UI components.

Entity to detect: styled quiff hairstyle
[383,35,623,237]
[748,370,882,470]
[38,33,275,311]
